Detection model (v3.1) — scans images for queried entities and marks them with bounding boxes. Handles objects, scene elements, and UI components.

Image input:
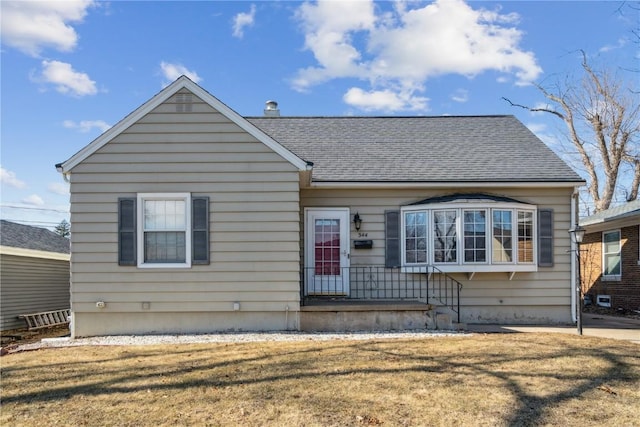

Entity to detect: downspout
[55,162,73,337]
[570,187,579,323]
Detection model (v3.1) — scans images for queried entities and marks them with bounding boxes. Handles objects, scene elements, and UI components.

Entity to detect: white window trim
[400,201,537,273]
[137,193,192,269]
[602,229,621,281]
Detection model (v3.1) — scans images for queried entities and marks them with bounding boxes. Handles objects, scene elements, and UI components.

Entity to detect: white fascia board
[308,181,586,189]
[59,76,308,172]
[0,245,70,261]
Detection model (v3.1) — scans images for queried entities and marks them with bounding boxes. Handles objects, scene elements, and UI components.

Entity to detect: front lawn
[1,333,638,426]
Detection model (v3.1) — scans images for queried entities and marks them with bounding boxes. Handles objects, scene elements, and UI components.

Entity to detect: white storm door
[305,208,350,295]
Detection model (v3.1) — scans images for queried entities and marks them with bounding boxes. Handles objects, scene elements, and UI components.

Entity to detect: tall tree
[504,52,640,213]
[54,219,71,238]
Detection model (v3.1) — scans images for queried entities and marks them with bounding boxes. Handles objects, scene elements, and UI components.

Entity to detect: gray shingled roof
[580,199,640,226]
[0,220,70,254]
[247,115,583,183]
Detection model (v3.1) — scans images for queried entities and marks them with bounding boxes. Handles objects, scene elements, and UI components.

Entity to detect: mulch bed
[0,325,70,355]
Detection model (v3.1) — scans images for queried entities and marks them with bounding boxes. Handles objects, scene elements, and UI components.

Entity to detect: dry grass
[1,333,638,426]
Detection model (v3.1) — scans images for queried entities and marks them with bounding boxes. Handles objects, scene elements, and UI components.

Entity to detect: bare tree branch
[504,53,640,212]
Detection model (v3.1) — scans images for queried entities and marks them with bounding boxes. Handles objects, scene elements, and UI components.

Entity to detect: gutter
[55,163,71,183]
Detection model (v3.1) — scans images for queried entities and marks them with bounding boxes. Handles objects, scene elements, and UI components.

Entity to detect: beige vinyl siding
[301,186,574,323]
[0,254,70,330]
[69,89,301,335]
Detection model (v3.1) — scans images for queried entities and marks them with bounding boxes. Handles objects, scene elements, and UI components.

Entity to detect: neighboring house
[0,220,70,331]
[56,76,585,337]
[579,199,640,311]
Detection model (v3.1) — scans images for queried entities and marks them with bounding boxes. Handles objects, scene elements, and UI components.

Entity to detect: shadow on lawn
[2,336,639,425]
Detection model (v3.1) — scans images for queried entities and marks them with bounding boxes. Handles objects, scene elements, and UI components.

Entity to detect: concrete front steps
[299,301,465,332]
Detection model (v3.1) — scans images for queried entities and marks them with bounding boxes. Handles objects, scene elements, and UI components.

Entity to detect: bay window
[401,200,538,273]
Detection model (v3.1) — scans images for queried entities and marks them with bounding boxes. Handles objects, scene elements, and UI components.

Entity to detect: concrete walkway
[467,313,640,344]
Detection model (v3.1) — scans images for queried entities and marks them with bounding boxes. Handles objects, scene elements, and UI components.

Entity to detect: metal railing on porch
[301,265,463,323]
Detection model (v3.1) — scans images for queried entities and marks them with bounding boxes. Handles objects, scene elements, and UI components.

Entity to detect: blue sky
[1,0,638,229]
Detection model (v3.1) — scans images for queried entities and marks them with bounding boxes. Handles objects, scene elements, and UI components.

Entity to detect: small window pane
[434,210,457,263]
[405,211,428,264]
[518,211,534,263]
[463,210,486,263]
[144,231,186,263]
[144,200,186,230]
[492,210,513,263]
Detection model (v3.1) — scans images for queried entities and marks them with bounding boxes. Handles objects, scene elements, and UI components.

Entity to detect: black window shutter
[385,210,401,268]
[192,196,210,265]
[538,209,554,267]
[118,198,136,266]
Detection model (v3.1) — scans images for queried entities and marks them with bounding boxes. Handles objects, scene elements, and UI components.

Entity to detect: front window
[138,193,191,268]
[401,201,536,272]
[602,230,621,279]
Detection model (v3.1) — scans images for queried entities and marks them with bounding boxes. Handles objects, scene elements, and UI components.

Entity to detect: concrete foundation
[300,303,438,332]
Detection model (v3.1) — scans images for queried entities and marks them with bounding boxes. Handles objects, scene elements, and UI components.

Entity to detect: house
[56,76,585,337]
[0,220,70,331]
[579,199,640,311]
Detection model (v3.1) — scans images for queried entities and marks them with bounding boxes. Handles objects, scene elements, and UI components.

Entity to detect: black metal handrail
[301,265,463,323]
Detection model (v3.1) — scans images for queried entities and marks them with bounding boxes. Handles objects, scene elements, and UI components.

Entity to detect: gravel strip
[16,330,470,351]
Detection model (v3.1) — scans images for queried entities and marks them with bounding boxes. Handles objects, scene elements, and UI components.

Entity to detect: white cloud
[35,60,97,96]
[451,89,469,103]
[0,0,94,56]
[292,0,375,90]
[232,4,256,39]
[293,0,542,112]
[344,87,429,112]
[48,182,70,196]
[599,38,627,53]
[526,122,547,135]
[0,167,27,189]
[63,119,111,133]
[160,61,202,86]
[22,194,45,206]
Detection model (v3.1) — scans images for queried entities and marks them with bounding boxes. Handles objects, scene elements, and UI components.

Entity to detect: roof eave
[307,180,586,189]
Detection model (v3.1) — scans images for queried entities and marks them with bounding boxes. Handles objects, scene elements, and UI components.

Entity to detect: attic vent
[264,100,280,117]
[175,93,193,113]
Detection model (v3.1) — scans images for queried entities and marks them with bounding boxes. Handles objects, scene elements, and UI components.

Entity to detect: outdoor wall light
[353,212,362,231]
[569,225,585,244]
